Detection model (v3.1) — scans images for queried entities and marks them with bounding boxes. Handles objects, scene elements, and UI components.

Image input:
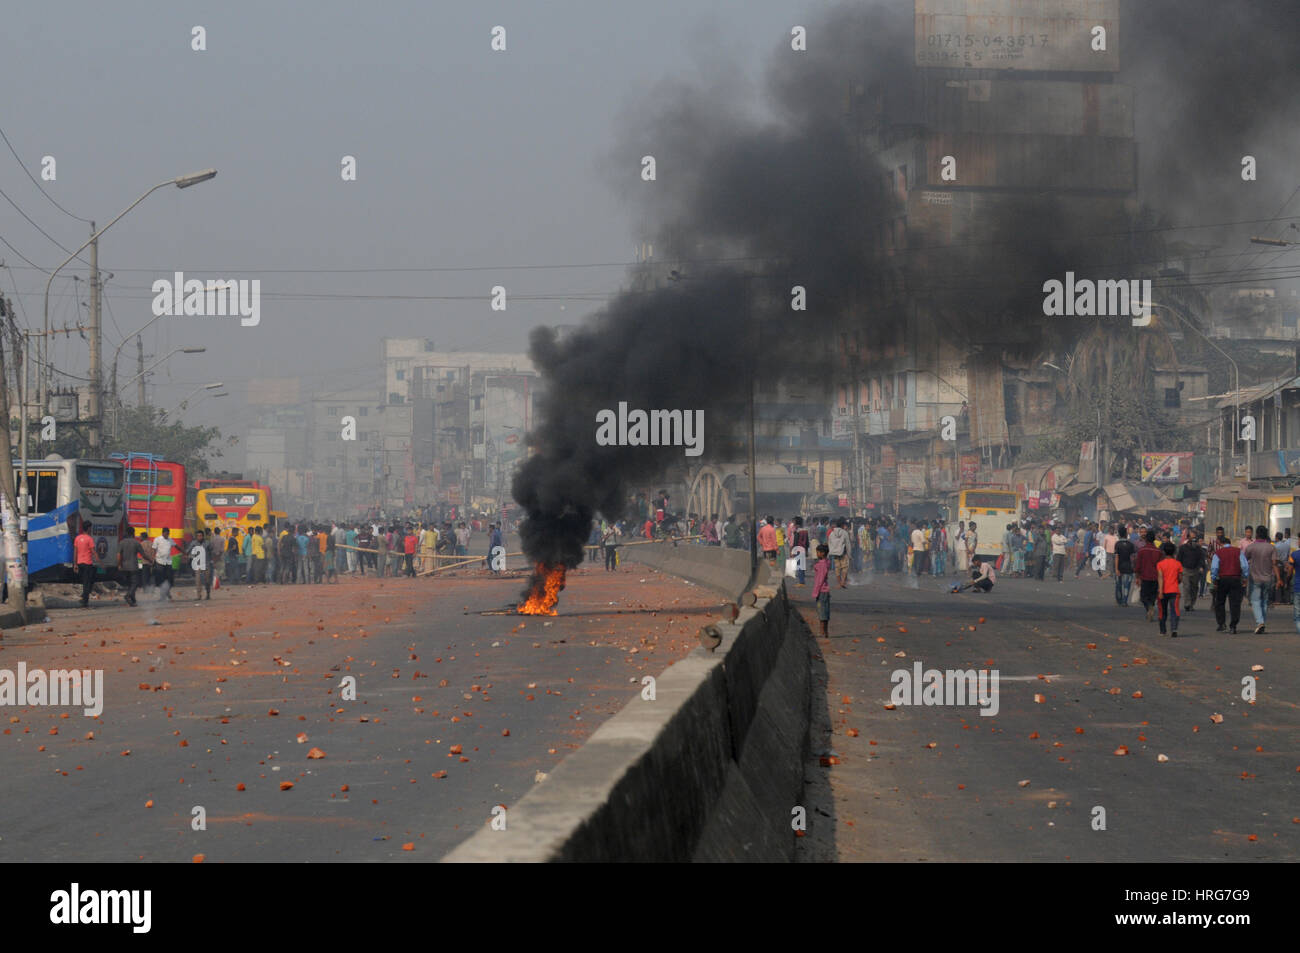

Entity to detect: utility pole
[747,372,758,582]
[0,298,27,618]
[136,335,145,407]
[87,228,101,449]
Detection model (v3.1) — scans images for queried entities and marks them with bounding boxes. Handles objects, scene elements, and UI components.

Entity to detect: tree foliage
[22,406,224,476]
[1031,384,1192,481]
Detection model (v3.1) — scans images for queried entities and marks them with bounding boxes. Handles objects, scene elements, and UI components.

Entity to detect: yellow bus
[1203,484,1299,542]
[193,480,273,536]
[955,487,1021,561]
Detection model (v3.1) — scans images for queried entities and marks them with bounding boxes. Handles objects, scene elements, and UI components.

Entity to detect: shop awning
[1103,482,1172,515]
[1060,481,1100,497]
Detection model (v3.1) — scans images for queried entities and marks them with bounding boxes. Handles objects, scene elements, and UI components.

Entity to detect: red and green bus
[113,452,189,542]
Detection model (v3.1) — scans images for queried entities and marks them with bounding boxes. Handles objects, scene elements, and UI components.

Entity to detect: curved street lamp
[17,170,216,610]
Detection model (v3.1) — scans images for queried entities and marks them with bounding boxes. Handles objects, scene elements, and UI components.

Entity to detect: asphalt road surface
[0,557,719,862]
[800,567,1300,862]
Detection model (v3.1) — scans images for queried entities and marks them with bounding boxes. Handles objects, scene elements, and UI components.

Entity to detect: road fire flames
[518,563,566,615]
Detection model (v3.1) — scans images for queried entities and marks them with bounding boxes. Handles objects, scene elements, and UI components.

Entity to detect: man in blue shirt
[489,522,504,573]
[242,528,254,584]
[1076,523,1095,577]
[295,526,310,584]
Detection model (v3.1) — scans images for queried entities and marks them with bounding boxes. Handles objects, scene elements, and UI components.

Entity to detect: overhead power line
[0,123,93,224]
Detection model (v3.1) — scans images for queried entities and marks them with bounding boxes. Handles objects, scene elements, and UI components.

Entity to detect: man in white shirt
[1050,527,1068,582]
[910,524,925,576]
[153,528,175,600]
[828,519,852,588]
[953,555,996,593]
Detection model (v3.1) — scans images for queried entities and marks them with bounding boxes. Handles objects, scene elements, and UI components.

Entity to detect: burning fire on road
[518,564,566,615]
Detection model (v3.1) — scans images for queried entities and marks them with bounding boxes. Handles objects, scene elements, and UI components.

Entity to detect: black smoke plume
[514,0,1300,572]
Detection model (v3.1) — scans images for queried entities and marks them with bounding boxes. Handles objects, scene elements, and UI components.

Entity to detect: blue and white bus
[8,455,127,582]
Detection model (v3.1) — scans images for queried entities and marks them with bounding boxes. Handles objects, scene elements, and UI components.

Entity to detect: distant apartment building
[308,386,383,515]
[381,338,536,507]
[1209,287,1300,355]
[831,0,1135,510]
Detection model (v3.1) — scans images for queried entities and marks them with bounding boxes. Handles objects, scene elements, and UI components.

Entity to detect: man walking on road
[1176,531,1207,612]
[1210,529,1246,634]
[1134,530,1162,622]
[1156,542,1183,637]
[117,529,144,607]
[153,527,175,600]
[1243,525,1282,634]
[74,520,96,608]
[1113,525,1136,606]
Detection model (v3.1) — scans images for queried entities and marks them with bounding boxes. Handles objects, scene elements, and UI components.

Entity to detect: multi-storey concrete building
[834,0,1136,512]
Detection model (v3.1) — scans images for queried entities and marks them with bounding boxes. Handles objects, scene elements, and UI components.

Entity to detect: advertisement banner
[915,0,1120,73]
[1141,452,1193,483]
[898,463,928,495]
[960,454,980,483]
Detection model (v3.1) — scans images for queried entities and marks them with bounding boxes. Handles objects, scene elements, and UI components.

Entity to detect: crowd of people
[80,518,507,607]
[617,506,1300,639]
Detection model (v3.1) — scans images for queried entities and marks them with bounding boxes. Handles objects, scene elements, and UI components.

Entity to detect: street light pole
[39,169,217,414]
[109,313,168,438]
[116,346,207,400]
[159,382,224,420]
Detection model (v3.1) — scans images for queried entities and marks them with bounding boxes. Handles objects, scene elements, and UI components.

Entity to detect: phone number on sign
[926,34,1050,48]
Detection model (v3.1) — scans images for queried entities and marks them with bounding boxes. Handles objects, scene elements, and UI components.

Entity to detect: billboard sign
[898,463,928,495]
[915,0,1119,72]
[1141,452,1193,484]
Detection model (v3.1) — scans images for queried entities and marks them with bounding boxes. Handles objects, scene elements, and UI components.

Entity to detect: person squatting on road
[953,555,995,593]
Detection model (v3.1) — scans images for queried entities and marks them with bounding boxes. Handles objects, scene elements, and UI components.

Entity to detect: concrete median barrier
[619,540,752,601]
[444,553,810,862]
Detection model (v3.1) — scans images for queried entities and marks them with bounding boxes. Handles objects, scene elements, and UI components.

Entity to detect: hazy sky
[6,1,1298,473]
[1,0,829,465]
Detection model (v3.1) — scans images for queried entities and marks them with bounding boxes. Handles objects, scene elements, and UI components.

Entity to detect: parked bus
[953,487,1021,561]
[1203,483,1273,542]
[10,455,126,581]
[113,452,188,543]
[193,478,274,536]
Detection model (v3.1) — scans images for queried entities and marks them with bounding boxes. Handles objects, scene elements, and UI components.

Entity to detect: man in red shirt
[1156,542,1183,637]
[757,518,778,566]
[1133,530,1163,622]
[73,519,96,608]
[403,527,418,577]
